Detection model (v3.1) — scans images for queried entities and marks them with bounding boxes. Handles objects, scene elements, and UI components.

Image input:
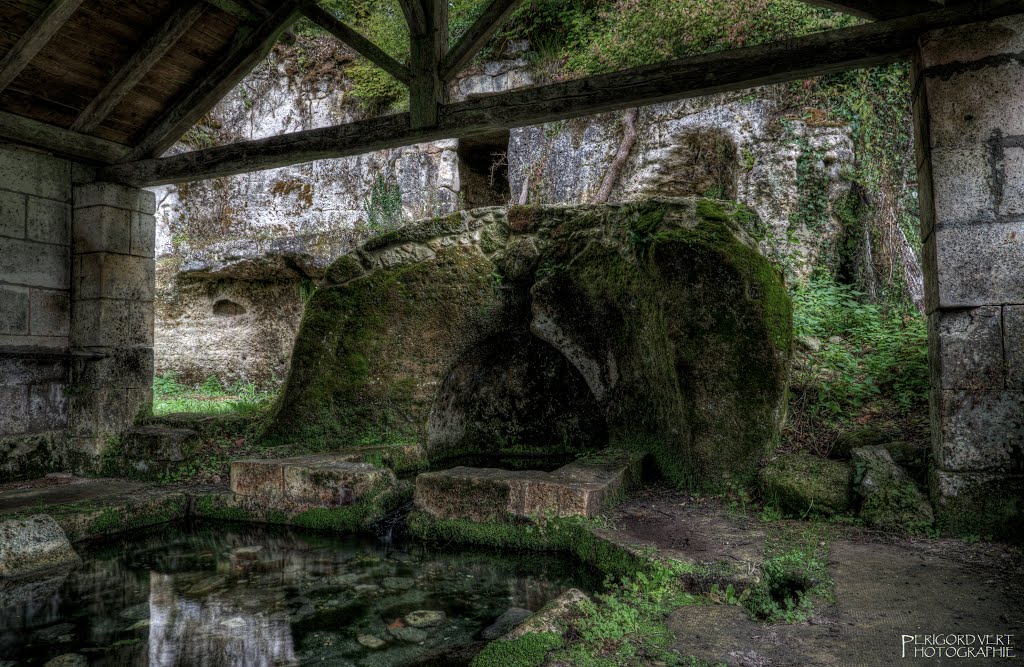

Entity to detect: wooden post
[407,0,448,129]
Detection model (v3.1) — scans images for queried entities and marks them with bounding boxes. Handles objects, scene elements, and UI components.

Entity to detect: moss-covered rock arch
[261,200,791,490]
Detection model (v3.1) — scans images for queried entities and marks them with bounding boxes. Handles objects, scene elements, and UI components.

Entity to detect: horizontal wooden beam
[129,2,302,160]
[796,0,945,20]
[102,0,1024,186]
[299,0,411,84]
[441,0,525,80]
[0,110,130,163]
[0,0,85,93]
[71,0,208,133]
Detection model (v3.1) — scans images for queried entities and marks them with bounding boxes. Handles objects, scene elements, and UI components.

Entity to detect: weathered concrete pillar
[914,15,1024,535]
[68,182,156,460]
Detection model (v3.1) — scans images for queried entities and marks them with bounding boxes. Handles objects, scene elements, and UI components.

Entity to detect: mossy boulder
[263,200,792,489]
[759,452,852,517]
[852,447,934,533]
[829,425,901,461]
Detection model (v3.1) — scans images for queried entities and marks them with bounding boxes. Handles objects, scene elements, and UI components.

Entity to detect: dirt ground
[601,487,1023,666]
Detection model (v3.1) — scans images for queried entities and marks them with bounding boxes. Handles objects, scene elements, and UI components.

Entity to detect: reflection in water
[0,521,594,666]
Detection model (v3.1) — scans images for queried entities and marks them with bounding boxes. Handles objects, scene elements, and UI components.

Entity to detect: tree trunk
[593,107,639,204]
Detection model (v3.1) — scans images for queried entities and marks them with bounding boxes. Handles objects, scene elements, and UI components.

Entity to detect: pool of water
[0,520,596,666]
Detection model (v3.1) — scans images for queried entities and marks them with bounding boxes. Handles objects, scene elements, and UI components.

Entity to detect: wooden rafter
[71,1,208,133]
[398,0,427,34]
[0,0,85,94]
[441,0,525,80]
[101,0,1024,186]
[205,0,268,21]
[407,0,449,128]
[129,2,302,160]
[0,110,129,163]
[796,0,945,20]
[298,0,411,84]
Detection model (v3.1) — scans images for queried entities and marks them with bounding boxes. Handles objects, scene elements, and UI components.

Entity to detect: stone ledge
[414,450,645,522]
[229,448,418,511]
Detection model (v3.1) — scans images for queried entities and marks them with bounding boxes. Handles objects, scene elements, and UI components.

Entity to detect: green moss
[79,494,190,539]
[408,512,651,581]
[759,453,852,518]
[87,507,123,534]
[193,494,250,522]
[695,198,730,222]
[321,254,365,286]
[471,632,563,667]
[261,242,501,450]
[362,212,468,251]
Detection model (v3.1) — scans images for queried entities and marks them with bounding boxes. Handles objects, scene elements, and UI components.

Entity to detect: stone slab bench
[230,451,404,510]
[414,450,645,521]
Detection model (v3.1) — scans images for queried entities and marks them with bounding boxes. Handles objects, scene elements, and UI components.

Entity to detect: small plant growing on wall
[363,174,403,234]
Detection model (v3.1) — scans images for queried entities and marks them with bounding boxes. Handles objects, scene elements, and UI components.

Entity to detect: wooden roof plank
[101,0,1024,186]
[0,0,84,93]
[71,0,207,132]
[441,0,525,80]
[129,2,302,159]
[795,0,945,20]
[299,0,411,84]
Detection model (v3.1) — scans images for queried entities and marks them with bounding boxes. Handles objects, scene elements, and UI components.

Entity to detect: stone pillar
[914,15,1024,535]
[68,183,156,460]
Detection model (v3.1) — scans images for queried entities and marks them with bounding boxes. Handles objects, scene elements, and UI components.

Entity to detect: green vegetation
[743,516,835,624]
[363,173,404,233]
[408,512,652,581]
[472,632,564,667]
[554,566,705,666]
[787,277,929,453]
[153,372,275,417]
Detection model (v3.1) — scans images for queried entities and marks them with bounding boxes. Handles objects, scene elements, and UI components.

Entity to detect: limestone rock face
[508,93,856,279]
[759,452,852,517]
[0,514,79,578]
[150,38,853,389]
[852,446,934,532]
[265,200,792,488]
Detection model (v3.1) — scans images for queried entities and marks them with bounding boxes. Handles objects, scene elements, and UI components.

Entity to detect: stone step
[230,452,400,510]
[414,450,645,521]
[123,426,200,462]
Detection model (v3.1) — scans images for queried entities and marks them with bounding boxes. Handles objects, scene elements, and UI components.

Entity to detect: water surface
[0,520,595,666]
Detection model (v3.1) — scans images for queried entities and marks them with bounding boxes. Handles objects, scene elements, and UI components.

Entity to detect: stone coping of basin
[414,450,645,521]
[229,446,421,509]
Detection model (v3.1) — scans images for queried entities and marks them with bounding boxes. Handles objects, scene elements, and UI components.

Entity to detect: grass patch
[153,372,275,417]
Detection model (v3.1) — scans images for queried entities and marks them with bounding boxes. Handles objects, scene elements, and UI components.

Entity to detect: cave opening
[457,130,511,208]
[427,329,608,469]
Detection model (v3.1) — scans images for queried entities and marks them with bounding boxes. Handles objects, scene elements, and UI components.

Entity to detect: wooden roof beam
[406,0,449,128]
[441,0,525,80]
[0,0,85,93]
[71,0,207,133]
[0,110,129,163]
[298,0,411,85]
[101,0,1024,186]
[129,2,302,160]
[796,0,945,20]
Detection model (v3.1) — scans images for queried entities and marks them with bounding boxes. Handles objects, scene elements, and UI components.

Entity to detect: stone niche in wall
[262,200,793,490]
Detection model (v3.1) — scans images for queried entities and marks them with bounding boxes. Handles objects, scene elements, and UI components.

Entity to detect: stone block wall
[915,15,1024,534]
[0,147,74,477]
[0,144,155,479]
[69,183,156,460]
